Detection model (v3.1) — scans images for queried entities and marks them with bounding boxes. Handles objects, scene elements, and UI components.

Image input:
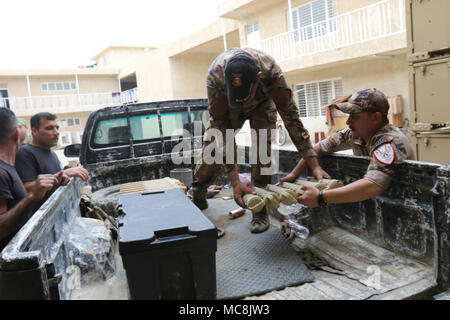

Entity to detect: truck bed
[70,187,436,300]
[245,227,435,300]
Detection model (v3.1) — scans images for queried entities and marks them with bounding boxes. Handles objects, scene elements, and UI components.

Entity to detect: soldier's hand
[279,172,298,185]
[29,174,57,200]
[311,166,331,181]
[296,185,320,208]
[232,181,256,208]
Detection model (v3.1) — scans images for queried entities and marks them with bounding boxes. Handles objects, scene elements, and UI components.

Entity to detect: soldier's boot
[250,207,270,233]
[193,198,208,210]
[190,181,209,210]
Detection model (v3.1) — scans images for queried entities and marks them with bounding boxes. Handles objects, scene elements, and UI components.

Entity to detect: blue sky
[0,0,220,69]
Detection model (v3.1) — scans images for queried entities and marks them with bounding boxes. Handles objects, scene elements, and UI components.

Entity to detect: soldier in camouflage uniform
[280,88,415,207]
[192,47,329,233]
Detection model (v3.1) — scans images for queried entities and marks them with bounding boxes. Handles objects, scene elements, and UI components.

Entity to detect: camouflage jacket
[206,47,316,160]
[319,124,416,189]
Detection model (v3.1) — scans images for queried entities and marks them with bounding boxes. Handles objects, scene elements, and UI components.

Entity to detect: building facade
[2,0,412,154]
[0,65,139,146]
[94,0,409,146]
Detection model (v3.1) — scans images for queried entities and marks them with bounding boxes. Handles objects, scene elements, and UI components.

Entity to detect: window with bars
[41,82,76,92]
[290,0,337,42]
[247,22,260,49]
[59,118,81,127]
[246,22,259,35]
[295,78,343,118]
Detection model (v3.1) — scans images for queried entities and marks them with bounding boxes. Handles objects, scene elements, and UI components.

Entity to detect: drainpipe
[26,74,33,110]
[117,75,122,104]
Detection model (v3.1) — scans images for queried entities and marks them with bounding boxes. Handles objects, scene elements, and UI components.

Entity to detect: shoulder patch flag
[373,142,395,165]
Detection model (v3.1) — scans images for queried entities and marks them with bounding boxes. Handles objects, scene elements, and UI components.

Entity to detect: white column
[75,74,81,106]
[26,75,33,110]
[221,18,228,51]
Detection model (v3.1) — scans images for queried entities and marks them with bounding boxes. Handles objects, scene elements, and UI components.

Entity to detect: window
[160,112,190,138]
[130,114,160,141]
[60,132,72,146]
[41,81,77,92]
[93,118,129,146]
[59,118,80,127]
[246,22,260,49]
[295,78,343,118]
[91,110,208,148]
[246,22,259,35]
[290,0,337,42]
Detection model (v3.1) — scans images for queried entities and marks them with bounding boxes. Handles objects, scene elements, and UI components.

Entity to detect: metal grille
[290,0,337,42]
[296,78,343,118]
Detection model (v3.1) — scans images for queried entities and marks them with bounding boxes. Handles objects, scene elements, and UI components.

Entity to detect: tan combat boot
[250,207,270,233]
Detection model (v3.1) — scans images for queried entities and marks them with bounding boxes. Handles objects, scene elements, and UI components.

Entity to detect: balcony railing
[260,0,406,62]
[0,88,138,114]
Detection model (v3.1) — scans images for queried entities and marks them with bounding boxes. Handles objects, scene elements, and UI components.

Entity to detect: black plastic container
[118,189,217,300]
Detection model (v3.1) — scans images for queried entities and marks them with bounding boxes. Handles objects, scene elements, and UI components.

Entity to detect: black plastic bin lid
[118,189,216,255]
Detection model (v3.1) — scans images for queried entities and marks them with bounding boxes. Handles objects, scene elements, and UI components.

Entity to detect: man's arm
[296,179,384,208]
[0,196,34,241]
[280,143,330,183]
[270,86,331,180]
[62,166,89,183]
[0,175,55,241]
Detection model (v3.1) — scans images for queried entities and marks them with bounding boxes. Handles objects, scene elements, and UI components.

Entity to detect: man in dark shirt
[15,112,89,197]
[0,108,55,251]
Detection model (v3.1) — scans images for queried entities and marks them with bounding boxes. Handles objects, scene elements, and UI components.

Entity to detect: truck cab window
[129,114,161,141]
[160,112,190,138]
[93,118,128,146]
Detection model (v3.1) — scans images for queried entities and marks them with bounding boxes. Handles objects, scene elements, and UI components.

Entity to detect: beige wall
[169,53,218,100]
[136,49,174,102]
[0,74,119,97]
[0,76,29,97]
[77,75,119,93]
[95,47,152,71]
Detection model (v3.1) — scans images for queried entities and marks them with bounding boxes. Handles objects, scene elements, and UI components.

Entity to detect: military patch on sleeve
[373,142,395,165]
[371,136,391,151]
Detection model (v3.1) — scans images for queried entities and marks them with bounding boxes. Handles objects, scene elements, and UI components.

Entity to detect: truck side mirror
[64,144,81,157]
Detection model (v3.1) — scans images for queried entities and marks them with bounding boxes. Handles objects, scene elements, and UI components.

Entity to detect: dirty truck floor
[71,188,436,300]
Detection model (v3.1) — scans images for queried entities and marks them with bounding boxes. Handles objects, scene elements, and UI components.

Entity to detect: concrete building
[94,0,408,145]
[0,66,138,146]
[2,0,409,148]
[216,0,408,141]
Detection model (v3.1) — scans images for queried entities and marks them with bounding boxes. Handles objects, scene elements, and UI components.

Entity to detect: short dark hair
[30,112,57,130]
[0,108,18,143]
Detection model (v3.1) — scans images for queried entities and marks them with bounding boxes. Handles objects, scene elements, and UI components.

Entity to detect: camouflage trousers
[192,108,277,200]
